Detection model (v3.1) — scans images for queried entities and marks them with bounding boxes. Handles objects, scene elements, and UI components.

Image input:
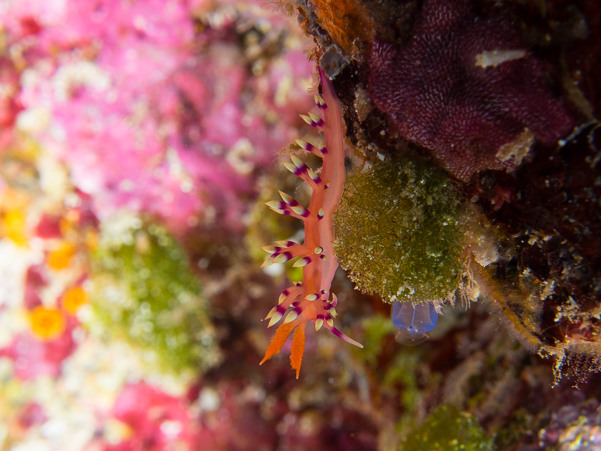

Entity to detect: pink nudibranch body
[260,67,363,378]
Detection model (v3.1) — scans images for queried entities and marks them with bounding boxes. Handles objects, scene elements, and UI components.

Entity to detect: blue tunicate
[392,302,438,346]
[392,302,438,333]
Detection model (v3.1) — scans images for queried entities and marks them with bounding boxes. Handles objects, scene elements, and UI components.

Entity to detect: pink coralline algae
[8,0,313,231]
[0,57,23,150]
[0,319,77,381]
[106,382,192,451]
[368,0,574,181]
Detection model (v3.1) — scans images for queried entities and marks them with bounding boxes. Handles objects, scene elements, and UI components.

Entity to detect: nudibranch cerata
[260,67,363,378]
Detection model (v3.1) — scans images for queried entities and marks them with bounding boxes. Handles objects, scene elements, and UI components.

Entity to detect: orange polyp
[63,286,88,314]
[48,241,76,270]
[30,306,65,340]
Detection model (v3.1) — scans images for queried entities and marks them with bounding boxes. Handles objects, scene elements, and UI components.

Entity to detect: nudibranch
[260,67,363,378]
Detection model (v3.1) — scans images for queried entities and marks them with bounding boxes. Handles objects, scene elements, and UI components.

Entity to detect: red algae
[368,0,573,181]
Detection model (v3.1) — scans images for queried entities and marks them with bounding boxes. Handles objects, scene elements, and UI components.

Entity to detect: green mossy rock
[334,158,466,303]
[400,405,493,451]
[90,215,219,374]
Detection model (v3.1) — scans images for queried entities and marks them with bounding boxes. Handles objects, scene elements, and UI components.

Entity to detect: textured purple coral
[368,0,573,180]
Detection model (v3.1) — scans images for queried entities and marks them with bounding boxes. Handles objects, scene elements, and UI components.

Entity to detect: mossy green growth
[90,214,219,375]
[400,405,493,451]
[360,315,397,366]
[334,158,466,303]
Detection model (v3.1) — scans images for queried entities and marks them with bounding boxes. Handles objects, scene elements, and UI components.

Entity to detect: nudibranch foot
[260,66,362,378]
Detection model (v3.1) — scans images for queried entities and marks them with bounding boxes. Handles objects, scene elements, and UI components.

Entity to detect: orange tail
[260,322,295,365]
[290,321,306,379]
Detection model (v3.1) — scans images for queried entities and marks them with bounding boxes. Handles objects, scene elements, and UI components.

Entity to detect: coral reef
[464,123,601,384]
[279,0,601,447]
[1,0,601,450]
[292,0,601,384]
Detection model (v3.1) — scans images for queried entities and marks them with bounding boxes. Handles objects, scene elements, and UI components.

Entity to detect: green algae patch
[359,315,396,366]
[334,158,466,304]
[89,214,219,375]
[400,405,493,451]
